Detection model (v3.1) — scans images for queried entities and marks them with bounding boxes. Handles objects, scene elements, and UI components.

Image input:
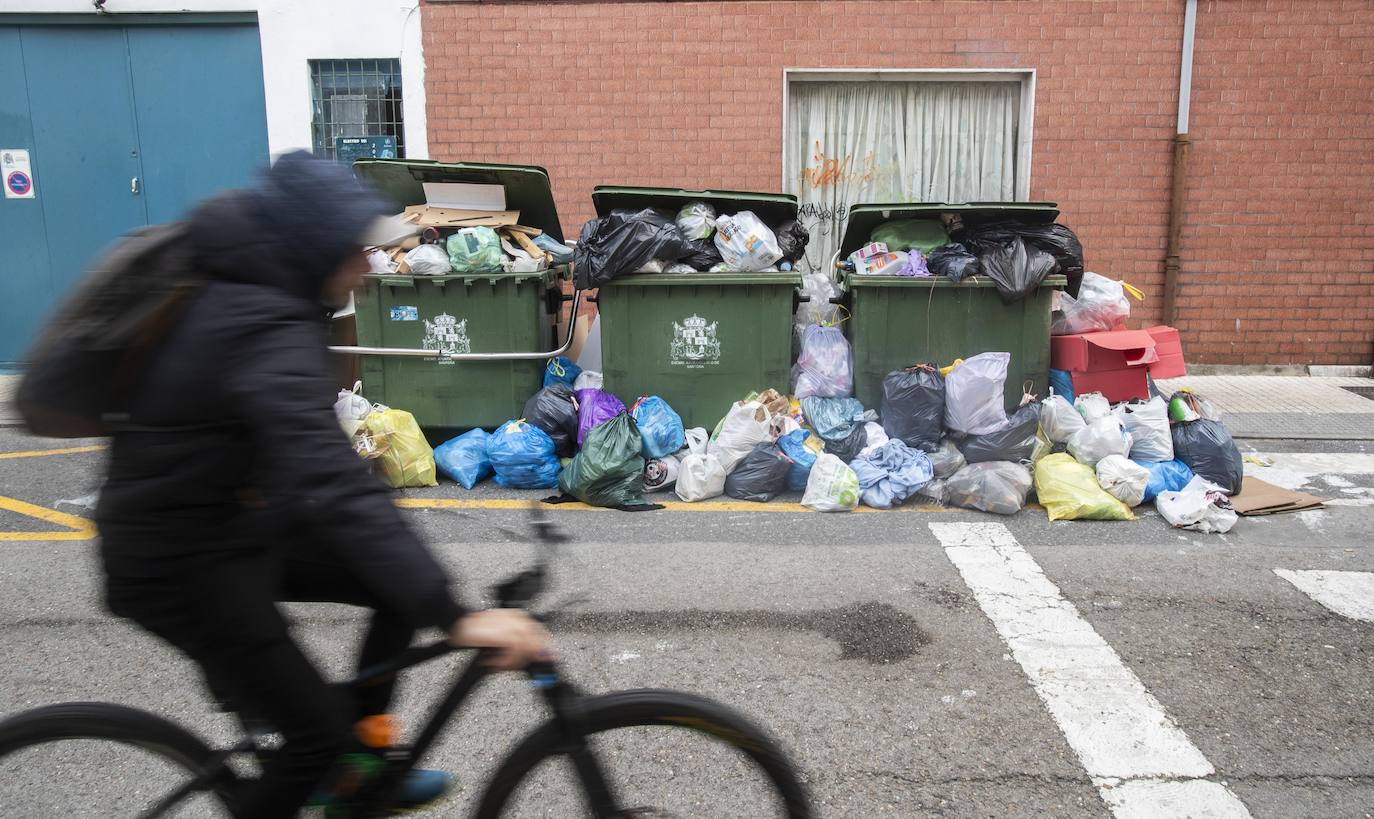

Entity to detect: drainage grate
[1341,386,1374,401]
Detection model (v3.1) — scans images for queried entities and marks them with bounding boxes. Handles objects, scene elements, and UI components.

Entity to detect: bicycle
[0,512,813,817]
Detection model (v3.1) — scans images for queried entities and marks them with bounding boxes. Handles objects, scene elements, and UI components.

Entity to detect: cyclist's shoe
[310,715,456,814]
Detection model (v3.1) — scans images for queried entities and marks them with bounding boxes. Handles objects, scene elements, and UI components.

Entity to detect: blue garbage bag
[631,395,685,459]
[544,356,582,389]
[488,420,560,489]
[800,396,866,442]
[433,428,492,489]
[851,441,935,509]
[1134,458,1195,503]
[1049,368,1075,402]
[777,429,817,491]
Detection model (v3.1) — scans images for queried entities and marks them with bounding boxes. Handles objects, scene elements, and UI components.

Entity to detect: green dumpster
[838,202,1067,414]
[592,187,802,430]
[348,159,574,430]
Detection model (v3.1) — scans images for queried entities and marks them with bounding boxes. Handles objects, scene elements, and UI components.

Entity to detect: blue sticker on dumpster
[390,305,419,321]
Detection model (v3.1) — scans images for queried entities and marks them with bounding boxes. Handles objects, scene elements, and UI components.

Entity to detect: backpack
[17,221,201,437]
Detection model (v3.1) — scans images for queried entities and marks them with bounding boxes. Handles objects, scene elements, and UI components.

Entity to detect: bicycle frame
[153,643,624,819]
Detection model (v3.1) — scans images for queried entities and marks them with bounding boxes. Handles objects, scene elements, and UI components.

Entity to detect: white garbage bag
[1095,454,1150,507]
[680,426,709,456]
[1051,272,1132,335]
[792,324,854,399]
[1068,415,1132,467]
[404,244,452,276]
[1156,475,1239,534]
[1040,393,1086,444]
[1119,397,1173,462]
[710,401,772,473]
[644,455,681,493]
[675,452,728,502]
[334,381,372,423]
[714,211,783,272]
[858,422,889,459]
[795,272,841,337]
[943,352,1012,436]
[801,453,860,512]
[1074,392,1112,423]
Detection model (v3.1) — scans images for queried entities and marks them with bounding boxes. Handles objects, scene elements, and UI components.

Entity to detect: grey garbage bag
[880,364,945,451]
[944,461,1033,515]
[522,383,579,458]
[723,441,793,502]
[926,438,967,479]
[1171,419,1244,495]
[956,403,1040,464]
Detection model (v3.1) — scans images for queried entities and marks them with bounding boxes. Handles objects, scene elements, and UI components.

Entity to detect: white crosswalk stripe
[1274,569,1374,622]
[932,521,1252,818]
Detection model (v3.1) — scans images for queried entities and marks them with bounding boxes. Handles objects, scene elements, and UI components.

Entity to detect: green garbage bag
[558,414,650,508]
[870,219,950,253]
[446,227,503,274]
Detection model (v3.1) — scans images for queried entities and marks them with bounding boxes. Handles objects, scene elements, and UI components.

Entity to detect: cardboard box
[1064,368,1151,402]
[1144,325,1187,379]
[1051,329,1159,372]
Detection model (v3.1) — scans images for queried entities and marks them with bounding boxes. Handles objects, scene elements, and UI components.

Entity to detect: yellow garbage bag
[363,408,437,488]
[1034,453,1134,521]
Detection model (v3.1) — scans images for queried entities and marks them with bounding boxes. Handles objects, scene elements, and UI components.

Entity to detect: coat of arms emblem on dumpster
[422,312,471,361]
[670,314,721,368]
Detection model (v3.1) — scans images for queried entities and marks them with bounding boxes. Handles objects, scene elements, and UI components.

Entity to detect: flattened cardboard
[1230,477,1325,516]
[402,204,519,228]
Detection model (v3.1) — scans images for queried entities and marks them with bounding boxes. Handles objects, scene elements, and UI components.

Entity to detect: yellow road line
[395,498,950,514]
[0,444,106,460]
[0,495,98,541]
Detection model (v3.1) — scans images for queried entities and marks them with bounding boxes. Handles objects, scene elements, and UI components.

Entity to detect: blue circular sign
[6,171,31,196]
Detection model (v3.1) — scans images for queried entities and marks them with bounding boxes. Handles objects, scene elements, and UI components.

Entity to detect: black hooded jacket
[97,153,465,632]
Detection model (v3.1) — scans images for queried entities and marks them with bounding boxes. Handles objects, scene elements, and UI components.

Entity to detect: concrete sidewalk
[1155,374,1374,440]
[0,375,15,427]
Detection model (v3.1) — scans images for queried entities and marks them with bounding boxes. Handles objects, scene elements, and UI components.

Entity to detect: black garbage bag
[961,221,1084,295]
[776,220,810,263]
[573,208,692,289]
[723,441,793,503]
[880,364,945,451]
[956,403,1041,464]
[976,237,1058,304]
[927,242,980,283]
[557,414,653,508]
[1171,419,1244,494]
[522,383,579,458]
[682,236,723,271]
[823,423,868,463]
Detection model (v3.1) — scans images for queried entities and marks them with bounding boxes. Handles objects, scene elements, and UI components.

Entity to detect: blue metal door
[126,23,268,224]
[0,18,268,366]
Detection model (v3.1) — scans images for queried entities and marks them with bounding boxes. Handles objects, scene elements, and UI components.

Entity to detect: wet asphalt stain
[546,601,928,664]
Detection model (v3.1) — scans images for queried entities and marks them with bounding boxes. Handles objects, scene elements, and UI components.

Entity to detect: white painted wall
[0,0,429,159]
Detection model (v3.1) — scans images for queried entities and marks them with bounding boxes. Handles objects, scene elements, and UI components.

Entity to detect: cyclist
[95,152,550,816]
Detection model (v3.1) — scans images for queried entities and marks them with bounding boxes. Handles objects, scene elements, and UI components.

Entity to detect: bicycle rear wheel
[0,702,239,817]
[475,689,811,819]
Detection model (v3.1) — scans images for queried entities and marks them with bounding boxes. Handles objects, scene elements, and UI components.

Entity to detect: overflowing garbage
[573,201,810,289]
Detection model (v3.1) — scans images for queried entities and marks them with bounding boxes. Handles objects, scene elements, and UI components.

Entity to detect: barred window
[309,59,404,159]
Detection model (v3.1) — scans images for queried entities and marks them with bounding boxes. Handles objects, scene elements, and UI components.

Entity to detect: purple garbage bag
[576,388,627,447]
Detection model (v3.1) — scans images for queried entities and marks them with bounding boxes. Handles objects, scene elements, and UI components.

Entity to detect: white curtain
[785,80,1022,275]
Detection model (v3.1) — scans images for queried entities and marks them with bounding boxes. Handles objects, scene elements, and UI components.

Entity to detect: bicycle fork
[530,662,623,819]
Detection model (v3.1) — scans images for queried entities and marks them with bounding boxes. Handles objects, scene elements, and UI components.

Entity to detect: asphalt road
[0,429,1371,817]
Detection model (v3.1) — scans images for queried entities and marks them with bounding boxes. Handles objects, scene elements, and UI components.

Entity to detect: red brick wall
[421,0,1374,365]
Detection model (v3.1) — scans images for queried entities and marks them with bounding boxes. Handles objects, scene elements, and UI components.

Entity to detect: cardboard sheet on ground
[1230,477,1325,516]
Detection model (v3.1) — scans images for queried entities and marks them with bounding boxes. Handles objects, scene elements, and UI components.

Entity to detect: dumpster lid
[352,159,565,243]
[838,202,1061,258]
[592,186,799,228]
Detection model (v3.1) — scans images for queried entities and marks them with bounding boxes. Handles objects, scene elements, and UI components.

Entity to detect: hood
[188,151,391,304]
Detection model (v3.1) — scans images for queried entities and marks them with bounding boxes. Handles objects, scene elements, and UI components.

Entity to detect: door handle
[131,177,140,195]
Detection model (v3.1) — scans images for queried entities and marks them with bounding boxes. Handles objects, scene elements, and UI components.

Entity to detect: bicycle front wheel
[0,702,239,817]
[475,689,812,819]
